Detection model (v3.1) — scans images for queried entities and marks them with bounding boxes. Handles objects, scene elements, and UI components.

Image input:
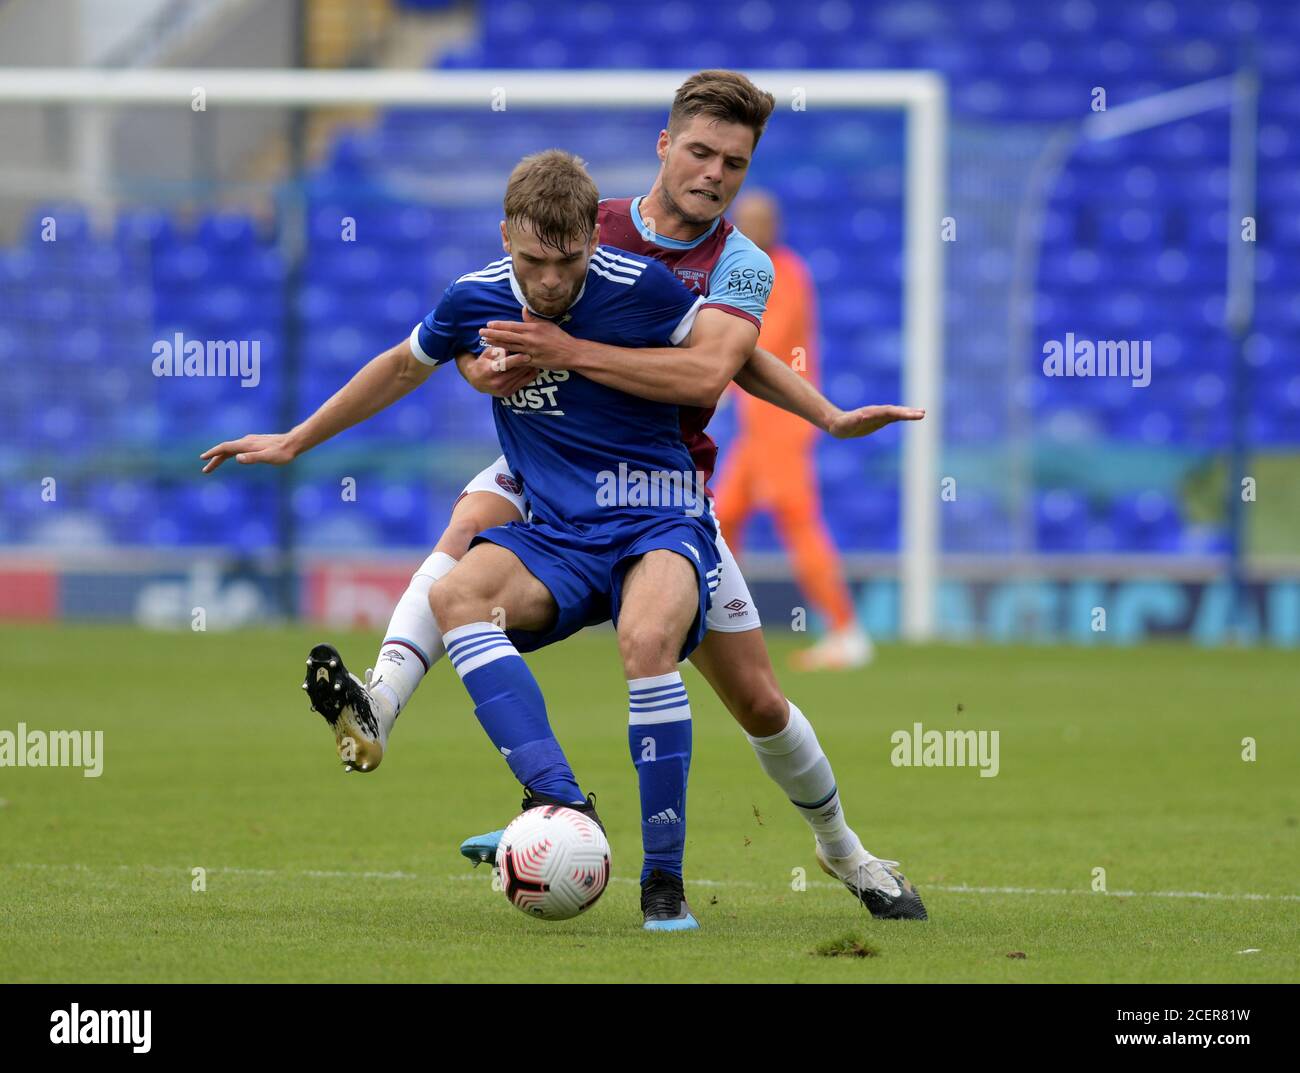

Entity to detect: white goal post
[0,68,947,641]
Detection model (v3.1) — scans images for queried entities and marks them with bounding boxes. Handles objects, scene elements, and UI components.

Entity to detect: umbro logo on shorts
[724,599,747,612]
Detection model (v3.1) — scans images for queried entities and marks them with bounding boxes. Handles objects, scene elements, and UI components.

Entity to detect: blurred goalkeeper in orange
[713,190,873,670]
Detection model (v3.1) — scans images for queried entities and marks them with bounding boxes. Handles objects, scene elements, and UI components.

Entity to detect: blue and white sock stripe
[449,633,514,666]
[445,627,511,661]
[631,682,688,700]
[628,672,692,725]
[444,624,518,676]
[630,690,689,714]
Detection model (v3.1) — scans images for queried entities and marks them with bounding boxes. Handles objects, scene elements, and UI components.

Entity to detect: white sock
[747,701,856,857]
[370,551,457,731]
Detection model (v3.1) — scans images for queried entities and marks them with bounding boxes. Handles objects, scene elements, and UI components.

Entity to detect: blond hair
[503,149,599,252]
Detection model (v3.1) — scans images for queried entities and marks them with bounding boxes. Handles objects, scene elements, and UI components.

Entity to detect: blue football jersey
[409,247,710,531]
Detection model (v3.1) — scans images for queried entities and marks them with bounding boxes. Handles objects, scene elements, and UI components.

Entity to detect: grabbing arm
[479,307,757,409]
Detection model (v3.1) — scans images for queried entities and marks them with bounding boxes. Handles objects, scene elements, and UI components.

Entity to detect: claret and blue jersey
[595,196,774,486]
[410,245,708,532]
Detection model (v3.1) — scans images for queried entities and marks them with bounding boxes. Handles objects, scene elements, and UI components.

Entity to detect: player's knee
[618,620,679,678]
[436,513,487,559]
[733,681,790,737]
[427,574,468,627]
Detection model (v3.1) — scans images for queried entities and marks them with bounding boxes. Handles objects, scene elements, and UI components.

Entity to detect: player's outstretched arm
[479,307,756,408]
[733,347,926,438]
[199,339,434,472]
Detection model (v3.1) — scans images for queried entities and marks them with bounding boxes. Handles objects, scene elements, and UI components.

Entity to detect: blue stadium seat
[1109,491,1183,552]
[26,204,92,245]
[155,244,214,285]
[195,212,264,249]
[828,483,900,552]
[115,208,176,248]
[1035,489,1091,552]
[943,490,1012,554]
[330,131,386,174]
[292,482,385,548]
[441,42,491,68]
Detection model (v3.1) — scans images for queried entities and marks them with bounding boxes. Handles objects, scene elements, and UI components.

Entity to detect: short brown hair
[503,149,599,252]
[668,70,776,149]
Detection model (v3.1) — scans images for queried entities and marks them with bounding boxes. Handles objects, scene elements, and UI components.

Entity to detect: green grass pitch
[2,623,1297,983]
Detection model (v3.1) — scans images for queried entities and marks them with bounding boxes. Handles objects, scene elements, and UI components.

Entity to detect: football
[496,805,611,921]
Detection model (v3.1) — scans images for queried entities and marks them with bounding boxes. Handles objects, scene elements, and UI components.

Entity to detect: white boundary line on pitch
[5,862,1300,903]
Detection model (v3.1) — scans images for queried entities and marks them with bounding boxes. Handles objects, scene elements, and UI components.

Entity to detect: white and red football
[496,805,611,921]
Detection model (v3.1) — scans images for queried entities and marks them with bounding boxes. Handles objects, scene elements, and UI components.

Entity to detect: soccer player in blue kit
[417,151,718,929]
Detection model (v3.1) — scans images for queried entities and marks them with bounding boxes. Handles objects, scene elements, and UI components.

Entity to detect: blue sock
[445,622,583,804]
[627,671,692,882]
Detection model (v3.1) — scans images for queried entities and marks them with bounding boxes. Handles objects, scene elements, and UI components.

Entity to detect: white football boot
[302,643,396,772]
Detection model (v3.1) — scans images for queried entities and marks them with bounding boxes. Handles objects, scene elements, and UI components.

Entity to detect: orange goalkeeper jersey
[734,244,818,449]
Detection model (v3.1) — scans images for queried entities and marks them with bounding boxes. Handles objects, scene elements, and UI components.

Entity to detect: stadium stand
[2,0,1295,559]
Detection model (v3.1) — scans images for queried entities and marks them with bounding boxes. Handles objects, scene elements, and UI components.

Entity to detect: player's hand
[479,308,577,369]
[200,432,298,473]
[457,348,537,396]
[827,405,926,439]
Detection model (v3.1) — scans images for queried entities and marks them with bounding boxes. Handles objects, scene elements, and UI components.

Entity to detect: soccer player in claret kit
[201,70,927,925]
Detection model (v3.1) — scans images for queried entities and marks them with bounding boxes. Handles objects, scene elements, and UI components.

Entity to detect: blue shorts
[471,515,722,660]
